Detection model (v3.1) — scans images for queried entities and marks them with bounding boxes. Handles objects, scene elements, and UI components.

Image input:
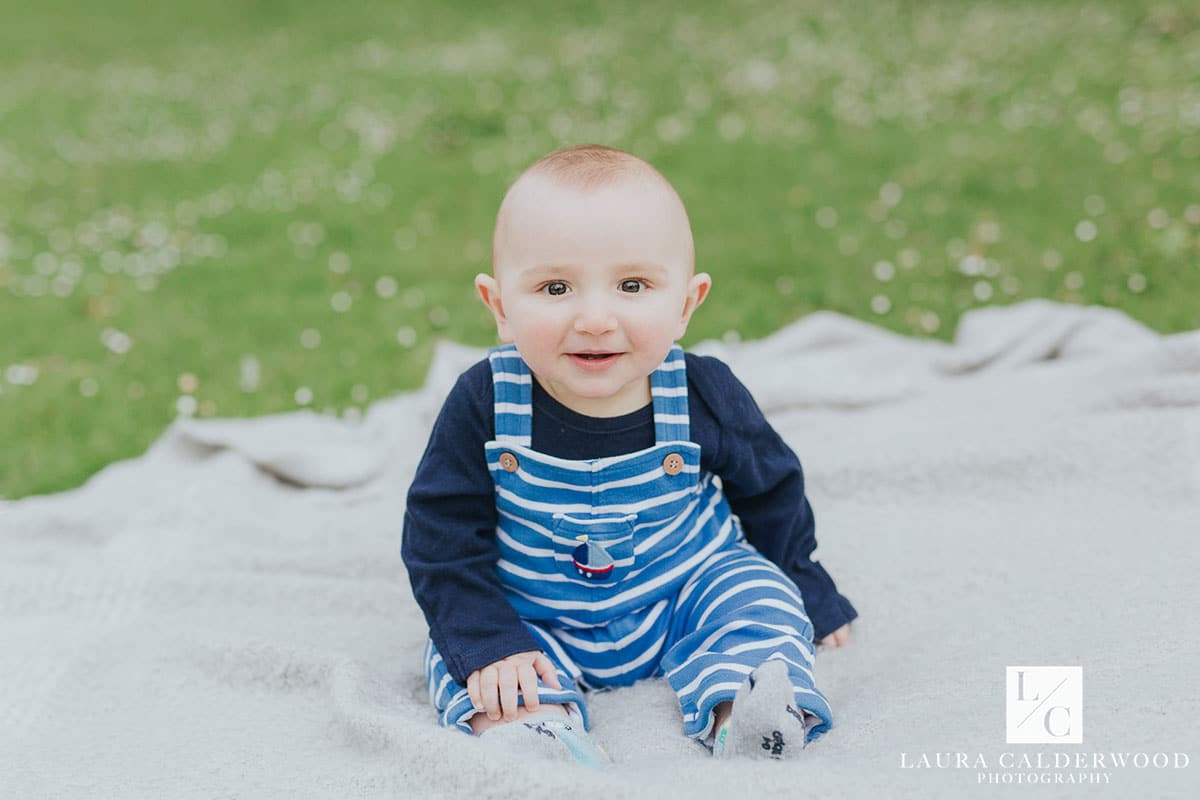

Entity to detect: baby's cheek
[628,304,685,345]
[512,315,569,364]
[522,316,566,344]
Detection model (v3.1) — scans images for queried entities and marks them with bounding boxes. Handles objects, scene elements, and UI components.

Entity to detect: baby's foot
[478,708,612,769]
[711,660,817,760]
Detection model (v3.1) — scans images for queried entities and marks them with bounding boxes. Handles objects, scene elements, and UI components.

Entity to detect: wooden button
[499,452,519,472]
[662,453,684,476]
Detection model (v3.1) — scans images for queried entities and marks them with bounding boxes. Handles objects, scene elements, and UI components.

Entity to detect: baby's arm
[466,650,563,726]
[402,364,545,691]
[689,354,860,644]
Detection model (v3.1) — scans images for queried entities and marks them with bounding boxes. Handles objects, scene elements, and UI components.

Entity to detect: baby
[401,144,857,765]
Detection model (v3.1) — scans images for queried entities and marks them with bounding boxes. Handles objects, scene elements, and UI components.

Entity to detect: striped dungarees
[423,344,833,742]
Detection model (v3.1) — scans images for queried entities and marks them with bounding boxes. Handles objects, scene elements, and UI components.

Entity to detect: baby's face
[479,174,709,417]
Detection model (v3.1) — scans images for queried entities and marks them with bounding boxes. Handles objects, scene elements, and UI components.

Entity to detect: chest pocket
[551,513,635,585]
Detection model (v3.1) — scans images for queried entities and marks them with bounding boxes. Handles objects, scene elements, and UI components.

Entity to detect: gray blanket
[2,299,1197,798]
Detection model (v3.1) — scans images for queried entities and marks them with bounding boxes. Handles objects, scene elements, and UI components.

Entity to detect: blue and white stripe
[423,344,834,742]
[482,344,735,630]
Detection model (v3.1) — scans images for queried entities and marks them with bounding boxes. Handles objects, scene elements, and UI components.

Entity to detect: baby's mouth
[567,352,623,368]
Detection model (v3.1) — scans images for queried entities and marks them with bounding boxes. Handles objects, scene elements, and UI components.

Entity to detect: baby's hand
[818,623,852,648]
[466,650,562,722]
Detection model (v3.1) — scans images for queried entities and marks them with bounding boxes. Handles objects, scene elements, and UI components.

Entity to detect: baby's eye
[542,281,569,296]
[619,279,644,293]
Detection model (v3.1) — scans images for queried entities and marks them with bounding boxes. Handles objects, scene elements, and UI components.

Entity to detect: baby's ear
[475,273,513,342]
[676,272,712,337]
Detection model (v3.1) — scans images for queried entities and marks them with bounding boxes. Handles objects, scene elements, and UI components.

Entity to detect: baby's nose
[573,303,617,334]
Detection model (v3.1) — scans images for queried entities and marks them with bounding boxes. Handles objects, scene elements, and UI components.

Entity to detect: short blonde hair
[492,144,693,273]
[520,143,664,189]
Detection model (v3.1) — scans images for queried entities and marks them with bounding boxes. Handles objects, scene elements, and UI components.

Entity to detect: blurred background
[1,0,1198,500]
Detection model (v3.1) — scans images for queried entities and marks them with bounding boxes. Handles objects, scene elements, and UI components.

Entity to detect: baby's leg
[711,700,733,734]
[659,546,833,749]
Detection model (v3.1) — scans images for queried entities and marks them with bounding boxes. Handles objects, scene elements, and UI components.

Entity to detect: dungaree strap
[487,344,690,446]
[650,345,690,443]
[489,345,532,446]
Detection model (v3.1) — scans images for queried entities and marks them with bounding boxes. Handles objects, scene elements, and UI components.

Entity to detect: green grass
[2,0,1199,499]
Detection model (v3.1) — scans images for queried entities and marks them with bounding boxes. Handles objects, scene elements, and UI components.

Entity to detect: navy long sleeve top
[401,352,858,686]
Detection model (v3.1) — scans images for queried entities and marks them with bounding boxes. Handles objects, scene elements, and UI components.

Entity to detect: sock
[712,659,811,760]
[478,709,610,768]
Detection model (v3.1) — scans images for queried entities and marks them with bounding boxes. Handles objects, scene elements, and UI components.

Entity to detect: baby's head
[476,144,711,417]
